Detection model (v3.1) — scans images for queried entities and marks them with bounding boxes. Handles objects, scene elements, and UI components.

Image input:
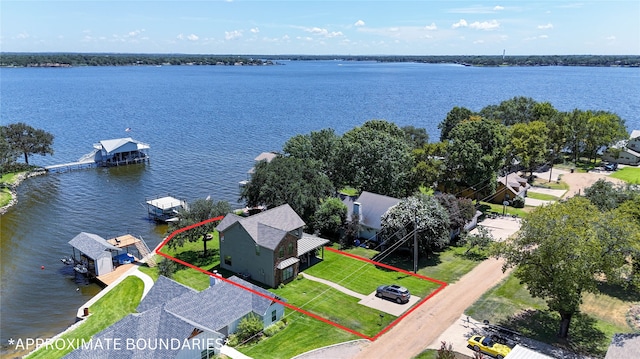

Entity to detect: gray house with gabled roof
[216,204,329,288]
[165,275,285,336]
[341,191,401,242]
[136,276,196,313]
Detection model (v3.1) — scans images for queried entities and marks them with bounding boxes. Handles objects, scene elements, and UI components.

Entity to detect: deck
[96,263,137,286]
[107,234,141,248]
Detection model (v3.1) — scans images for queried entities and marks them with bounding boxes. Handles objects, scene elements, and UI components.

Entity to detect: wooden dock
[107,234,156,267]
[96,263,136,286]
[45,161,97,173]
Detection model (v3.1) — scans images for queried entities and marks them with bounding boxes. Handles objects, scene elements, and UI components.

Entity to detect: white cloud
[225,30,243,40]
[494,5,504,11]
[187,34,199,41]
[452,19,468,29]
[16,32,30,39]
[473,39,485,44]
[469,20,500,30]
[606,35,616,40]
[539,35,549,39]
[250,27,260,34]
[305,27,343,38]
[424,23,437,31]
[355,20,365,27]
[537,23,553,30]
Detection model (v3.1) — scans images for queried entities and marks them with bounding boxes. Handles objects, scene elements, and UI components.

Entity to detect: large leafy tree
[563,109,590,163]
[168,198,231,256]
[438,106,473,141]
[443,116,508,196]
[584,111,628,163]
[480,96,540,126]
[496,197,634,339]
[509,120,550,176]
[337,120,415,198]
[412,141,447,189]
[401,125,429,149]
[240,156,334,224]
[435,193,475,234]
[313,197,348,239]
[282,128,340,183]
[381,193,450,256]
[2,122,54,165]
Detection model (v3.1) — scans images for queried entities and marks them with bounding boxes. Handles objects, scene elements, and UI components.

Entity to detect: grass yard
[27,276,144,359]
[240,309,359,359]
[478,202,533,219]
[1,187,12,207]
[531,178,570,191]
[304,249,442,298]
[525,192,560,201]
[270,277,396,337]
[465,273,638,357]
[610,166,640,184]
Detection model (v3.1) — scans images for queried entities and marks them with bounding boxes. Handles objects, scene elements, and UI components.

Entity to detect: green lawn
[465,273,637,357]
[1,171,20,185]
[478,202,533,219]
[1,187,12,207]
[27,276,144,359]
[610,167,640,184]
[531,179,570,191]
[270,277,396,337]
[240,309,359,359]
[304,249,442,298]
[339,186,359,196]
[525,192,560,201]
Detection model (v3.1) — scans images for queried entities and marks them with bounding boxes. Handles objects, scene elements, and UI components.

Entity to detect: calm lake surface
[1,61,639,355]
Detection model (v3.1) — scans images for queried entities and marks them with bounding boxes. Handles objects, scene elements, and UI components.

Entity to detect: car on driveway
[467,335,511,359]
[376,284,410,304]
[604,162,618,171]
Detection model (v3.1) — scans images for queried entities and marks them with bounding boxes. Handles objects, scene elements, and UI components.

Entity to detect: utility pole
[413,215,418,274]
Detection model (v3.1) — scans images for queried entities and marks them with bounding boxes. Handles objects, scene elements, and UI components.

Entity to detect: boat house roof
[146,196,184,210]
[68,232,121,259]
[95,137,150,155]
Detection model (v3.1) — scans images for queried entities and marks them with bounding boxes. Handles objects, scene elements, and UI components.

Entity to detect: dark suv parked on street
[376,284,411,304]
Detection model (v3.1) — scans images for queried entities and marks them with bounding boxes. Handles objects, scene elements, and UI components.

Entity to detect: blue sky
[1,1,638,55]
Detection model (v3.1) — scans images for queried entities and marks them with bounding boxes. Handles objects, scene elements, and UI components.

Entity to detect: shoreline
[0,169,46,216]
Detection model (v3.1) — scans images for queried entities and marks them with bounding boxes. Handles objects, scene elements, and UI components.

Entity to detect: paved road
[353,258,512,359]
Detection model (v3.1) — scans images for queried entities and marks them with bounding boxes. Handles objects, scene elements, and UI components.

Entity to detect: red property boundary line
[156,216,448,341]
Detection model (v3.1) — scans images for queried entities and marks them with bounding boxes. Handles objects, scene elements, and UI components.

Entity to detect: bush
[236,313,263,343]
[263,323,280,337]
[512,196,525,208]
[226,334,238,347]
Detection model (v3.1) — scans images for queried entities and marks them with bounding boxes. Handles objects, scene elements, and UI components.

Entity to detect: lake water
[1,61,639,356]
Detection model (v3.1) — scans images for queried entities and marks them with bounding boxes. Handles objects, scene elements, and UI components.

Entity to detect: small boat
[74,264,88,274]
[60,257,74,265]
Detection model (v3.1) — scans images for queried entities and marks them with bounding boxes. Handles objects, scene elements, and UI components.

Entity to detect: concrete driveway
[469,216,521,242]
[358,292,422,316]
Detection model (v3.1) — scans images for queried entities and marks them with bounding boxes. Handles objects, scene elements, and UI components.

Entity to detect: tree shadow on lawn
[596,281,640,302]
[500,309,608,357]
[373,248,443,273]
[174,248,219,270]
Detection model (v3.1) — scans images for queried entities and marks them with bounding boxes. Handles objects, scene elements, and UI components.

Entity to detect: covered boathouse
[93,137,150,167]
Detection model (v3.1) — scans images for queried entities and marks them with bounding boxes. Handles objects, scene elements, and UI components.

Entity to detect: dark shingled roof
[68,232,121,260]
[136,276,196,313]
[342,191,401,230]
[216,204,305,250]
[64,307,205,359]
[164,275,277,333]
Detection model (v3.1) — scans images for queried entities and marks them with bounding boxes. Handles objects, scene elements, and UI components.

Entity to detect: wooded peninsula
[1,53,639,67]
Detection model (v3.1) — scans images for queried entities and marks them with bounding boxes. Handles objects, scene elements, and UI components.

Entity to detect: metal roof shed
[68,232,121,276]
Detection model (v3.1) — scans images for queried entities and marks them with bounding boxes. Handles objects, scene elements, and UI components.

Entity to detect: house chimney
[353,202,362,223]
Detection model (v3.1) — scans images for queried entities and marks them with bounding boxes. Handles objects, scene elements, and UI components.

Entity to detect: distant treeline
[1,53,639,67]
[0,53,273,67]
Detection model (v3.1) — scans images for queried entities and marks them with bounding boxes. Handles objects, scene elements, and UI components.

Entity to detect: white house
[341,191,401,242]
[603,130,640,165]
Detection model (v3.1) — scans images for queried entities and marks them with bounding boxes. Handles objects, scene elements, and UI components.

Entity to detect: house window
[255,245,260,256]
[224,255,232,266]
[288,243,294,255]
[279,247,284,258]
[271,310,277,322]
[282,266,294,281]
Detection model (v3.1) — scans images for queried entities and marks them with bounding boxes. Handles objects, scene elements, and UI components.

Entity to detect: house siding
[262,302,285,328]
[273,233,299,287]
[219,225,276,288]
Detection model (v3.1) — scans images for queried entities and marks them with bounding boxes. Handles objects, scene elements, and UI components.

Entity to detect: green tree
[509,121,550,176]
[496,197,634,339]
[2,122,54,165]
[439,107,473,141]
[282,128,340,182]
[462,226,493,255]
[0,126,18,172]
[401,125,429,149]
[564,109,589,163]
[168,198,231,256]
[412,141,447,189]
[443,117,508,196]
[313,197,348,239]
[381,193,451,255]
[240,156,334,224]
[584,112,627,163]
[480,96,539,125]
[435,193,475,233]
[338,120,415,198]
